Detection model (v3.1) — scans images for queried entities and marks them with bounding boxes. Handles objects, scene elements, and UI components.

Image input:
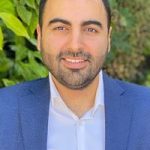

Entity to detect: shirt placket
[76,120,85,150]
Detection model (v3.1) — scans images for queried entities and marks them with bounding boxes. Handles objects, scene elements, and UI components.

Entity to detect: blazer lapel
[103,73,134,150]
[18,78,50,150]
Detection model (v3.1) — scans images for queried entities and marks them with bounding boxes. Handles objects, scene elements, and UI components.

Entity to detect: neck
[52,75,99,118]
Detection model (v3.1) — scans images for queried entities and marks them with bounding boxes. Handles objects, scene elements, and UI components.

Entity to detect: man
[0,0,150,150]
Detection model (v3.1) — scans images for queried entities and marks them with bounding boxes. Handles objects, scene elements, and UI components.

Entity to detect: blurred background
[0,0,150,88]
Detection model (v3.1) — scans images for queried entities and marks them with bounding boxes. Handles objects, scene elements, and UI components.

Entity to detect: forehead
[43,0,107,24]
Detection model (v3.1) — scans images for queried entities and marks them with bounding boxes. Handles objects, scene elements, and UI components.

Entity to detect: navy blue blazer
[0,73,150,150]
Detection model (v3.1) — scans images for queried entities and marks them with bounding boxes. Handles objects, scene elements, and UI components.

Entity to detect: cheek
[84,36,109,57]
[42,33,68,55]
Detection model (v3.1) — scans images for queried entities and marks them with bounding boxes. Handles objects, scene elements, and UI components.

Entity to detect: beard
[41,46,107,90]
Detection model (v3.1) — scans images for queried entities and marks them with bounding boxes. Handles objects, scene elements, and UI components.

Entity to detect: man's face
[37,0,111,89]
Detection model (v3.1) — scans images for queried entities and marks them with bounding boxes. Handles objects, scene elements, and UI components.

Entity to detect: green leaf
[0,52,13,72]
[28,38,37,46]
[109,0,117,8]
[144,41,150,55]
[11,45,28,61]
[25,0,36,9]
[144,72,150,87]
[28,58,48,77]
[31,51,42,60]
[29,11,38,34]
[0,0,15,14]
[0,12,30,39]
[36,0,40,5]
[2,79,17,87]
[0,27,3,50]
[16,5,32,25]
[120,15,128,27]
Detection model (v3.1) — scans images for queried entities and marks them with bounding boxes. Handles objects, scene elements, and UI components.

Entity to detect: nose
[67,29,83,51]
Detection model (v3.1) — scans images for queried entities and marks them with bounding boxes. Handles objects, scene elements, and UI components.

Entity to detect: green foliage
[105,0,150,86]
[0,0,150,87]
[143,72,150,86]
[0,27,3,50]
[0,12,29,38]
[0,0,48,87]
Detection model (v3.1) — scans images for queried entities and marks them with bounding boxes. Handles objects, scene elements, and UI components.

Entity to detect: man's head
[37,0,112,89]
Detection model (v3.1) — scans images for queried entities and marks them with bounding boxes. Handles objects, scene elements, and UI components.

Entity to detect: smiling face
[37,0,111,89]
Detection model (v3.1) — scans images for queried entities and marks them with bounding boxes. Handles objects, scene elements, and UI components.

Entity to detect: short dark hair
[39,0,111,28]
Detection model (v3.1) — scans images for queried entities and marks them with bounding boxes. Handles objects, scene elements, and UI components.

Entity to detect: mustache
[57,50,92,60]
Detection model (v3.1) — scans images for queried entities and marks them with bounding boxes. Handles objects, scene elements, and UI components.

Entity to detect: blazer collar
[103,72,134,150]
[19,77,50,150]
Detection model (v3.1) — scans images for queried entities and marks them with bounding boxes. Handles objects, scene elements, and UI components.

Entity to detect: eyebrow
[82,20,103,28]
[48,18,71,26]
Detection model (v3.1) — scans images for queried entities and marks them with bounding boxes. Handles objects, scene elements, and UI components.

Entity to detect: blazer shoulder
[0,77,48,106]
[103,72,150,98]
[0,77,48,93]
[116,79,150,99]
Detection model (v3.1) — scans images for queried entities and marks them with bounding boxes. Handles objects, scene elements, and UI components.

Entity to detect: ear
[37,24,42,51]
[107,26,112,53]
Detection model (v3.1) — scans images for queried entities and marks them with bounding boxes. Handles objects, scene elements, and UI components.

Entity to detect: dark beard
[43,50,102,89]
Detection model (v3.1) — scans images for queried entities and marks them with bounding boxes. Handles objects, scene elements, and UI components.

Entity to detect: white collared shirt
[47,71,105,150]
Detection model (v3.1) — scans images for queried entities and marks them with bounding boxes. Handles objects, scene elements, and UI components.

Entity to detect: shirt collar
[49,74,61,101]
[94,70,104,107]
[90,70,104,117]
[49,71,104,119]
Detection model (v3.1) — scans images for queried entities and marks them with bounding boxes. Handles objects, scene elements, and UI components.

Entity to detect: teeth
[65,58,84,63]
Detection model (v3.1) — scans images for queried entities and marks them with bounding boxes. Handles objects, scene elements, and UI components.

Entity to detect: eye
[85,28,98,33]
[53,26,68,31]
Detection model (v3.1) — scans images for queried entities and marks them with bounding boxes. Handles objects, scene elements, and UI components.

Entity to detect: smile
[61,57,88,69]
[65,58,85,63]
